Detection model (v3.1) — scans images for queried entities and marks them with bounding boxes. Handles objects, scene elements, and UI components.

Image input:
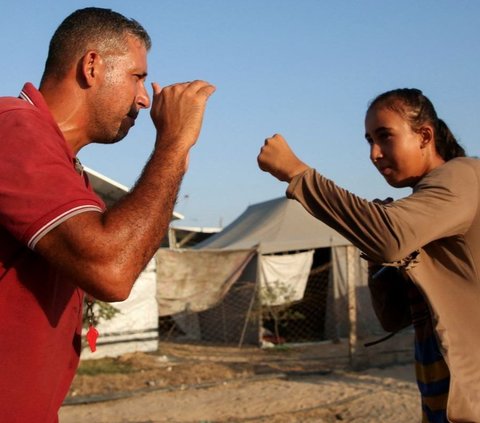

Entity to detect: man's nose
[137,83,150,109]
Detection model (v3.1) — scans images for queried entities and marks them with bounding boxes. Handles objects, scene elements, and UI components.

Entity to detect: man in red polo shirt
[0,8,215,422]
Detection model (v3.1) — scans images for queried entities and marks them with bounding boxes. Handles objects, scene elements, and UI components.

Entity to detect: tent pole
[347,246,358,367]
[238,255,260,348]
[238,279,258,348]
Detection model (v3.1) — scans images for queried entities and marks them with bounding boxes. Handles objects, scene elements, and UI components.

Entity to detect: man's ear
[80,51,105,87]
[419,125,434,148]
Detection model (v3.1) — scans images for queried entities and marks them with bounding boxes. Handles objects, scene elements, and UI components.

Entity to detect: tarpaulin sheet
[156,248,255,316]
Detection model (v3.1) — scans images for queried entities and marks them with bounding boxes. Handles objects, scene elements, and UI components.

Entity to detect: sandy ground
[60,336,420,423]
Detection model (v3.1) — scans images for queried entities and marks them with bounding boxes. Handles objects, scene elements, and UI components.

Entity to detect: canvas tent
[156,197,382,346]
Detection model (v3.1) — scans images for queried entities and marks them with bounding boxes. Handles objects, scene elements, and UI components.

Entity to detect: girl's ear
[419,125,434,148]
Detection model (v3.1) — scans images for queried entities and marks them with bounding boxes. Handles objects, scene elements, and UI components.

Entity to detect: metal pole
[347,246,358,367]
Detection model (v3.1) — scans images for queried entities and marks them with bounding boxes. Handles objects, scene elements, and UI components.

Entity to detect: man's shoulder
[0,95,53,136]
[0,96,37,114]
[0,95,62,153]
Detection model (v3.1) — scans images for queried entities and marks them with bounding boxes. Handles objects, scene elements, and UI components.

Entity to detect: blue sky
[1,1,479,228]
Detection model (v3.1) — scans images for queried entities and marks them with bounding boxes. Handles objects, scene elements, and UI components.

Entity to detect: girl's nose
[370,143,383,163]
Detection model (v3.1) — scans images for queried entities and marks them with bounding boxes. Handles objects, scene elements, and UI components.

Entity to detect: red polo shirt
[0,83,105,422]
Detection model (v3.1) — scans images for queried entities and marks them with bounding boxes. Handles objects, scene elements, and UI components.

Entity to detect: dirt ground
[59,337,420,423]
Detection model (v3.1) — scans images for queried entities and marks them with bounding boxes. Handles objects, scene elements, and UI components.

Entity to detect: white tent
[156,197,381,345]
[81,167,181,359]
[85,166,183,220]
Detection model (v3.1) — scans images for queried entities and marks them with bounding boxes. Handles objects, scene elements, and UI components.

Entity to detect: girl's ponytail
[436,119,465,161]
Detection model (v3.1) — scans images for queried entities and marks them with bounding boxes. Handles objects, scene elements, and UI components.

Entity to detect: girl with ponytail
[258,89,480,422]
[367,88,465,162]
